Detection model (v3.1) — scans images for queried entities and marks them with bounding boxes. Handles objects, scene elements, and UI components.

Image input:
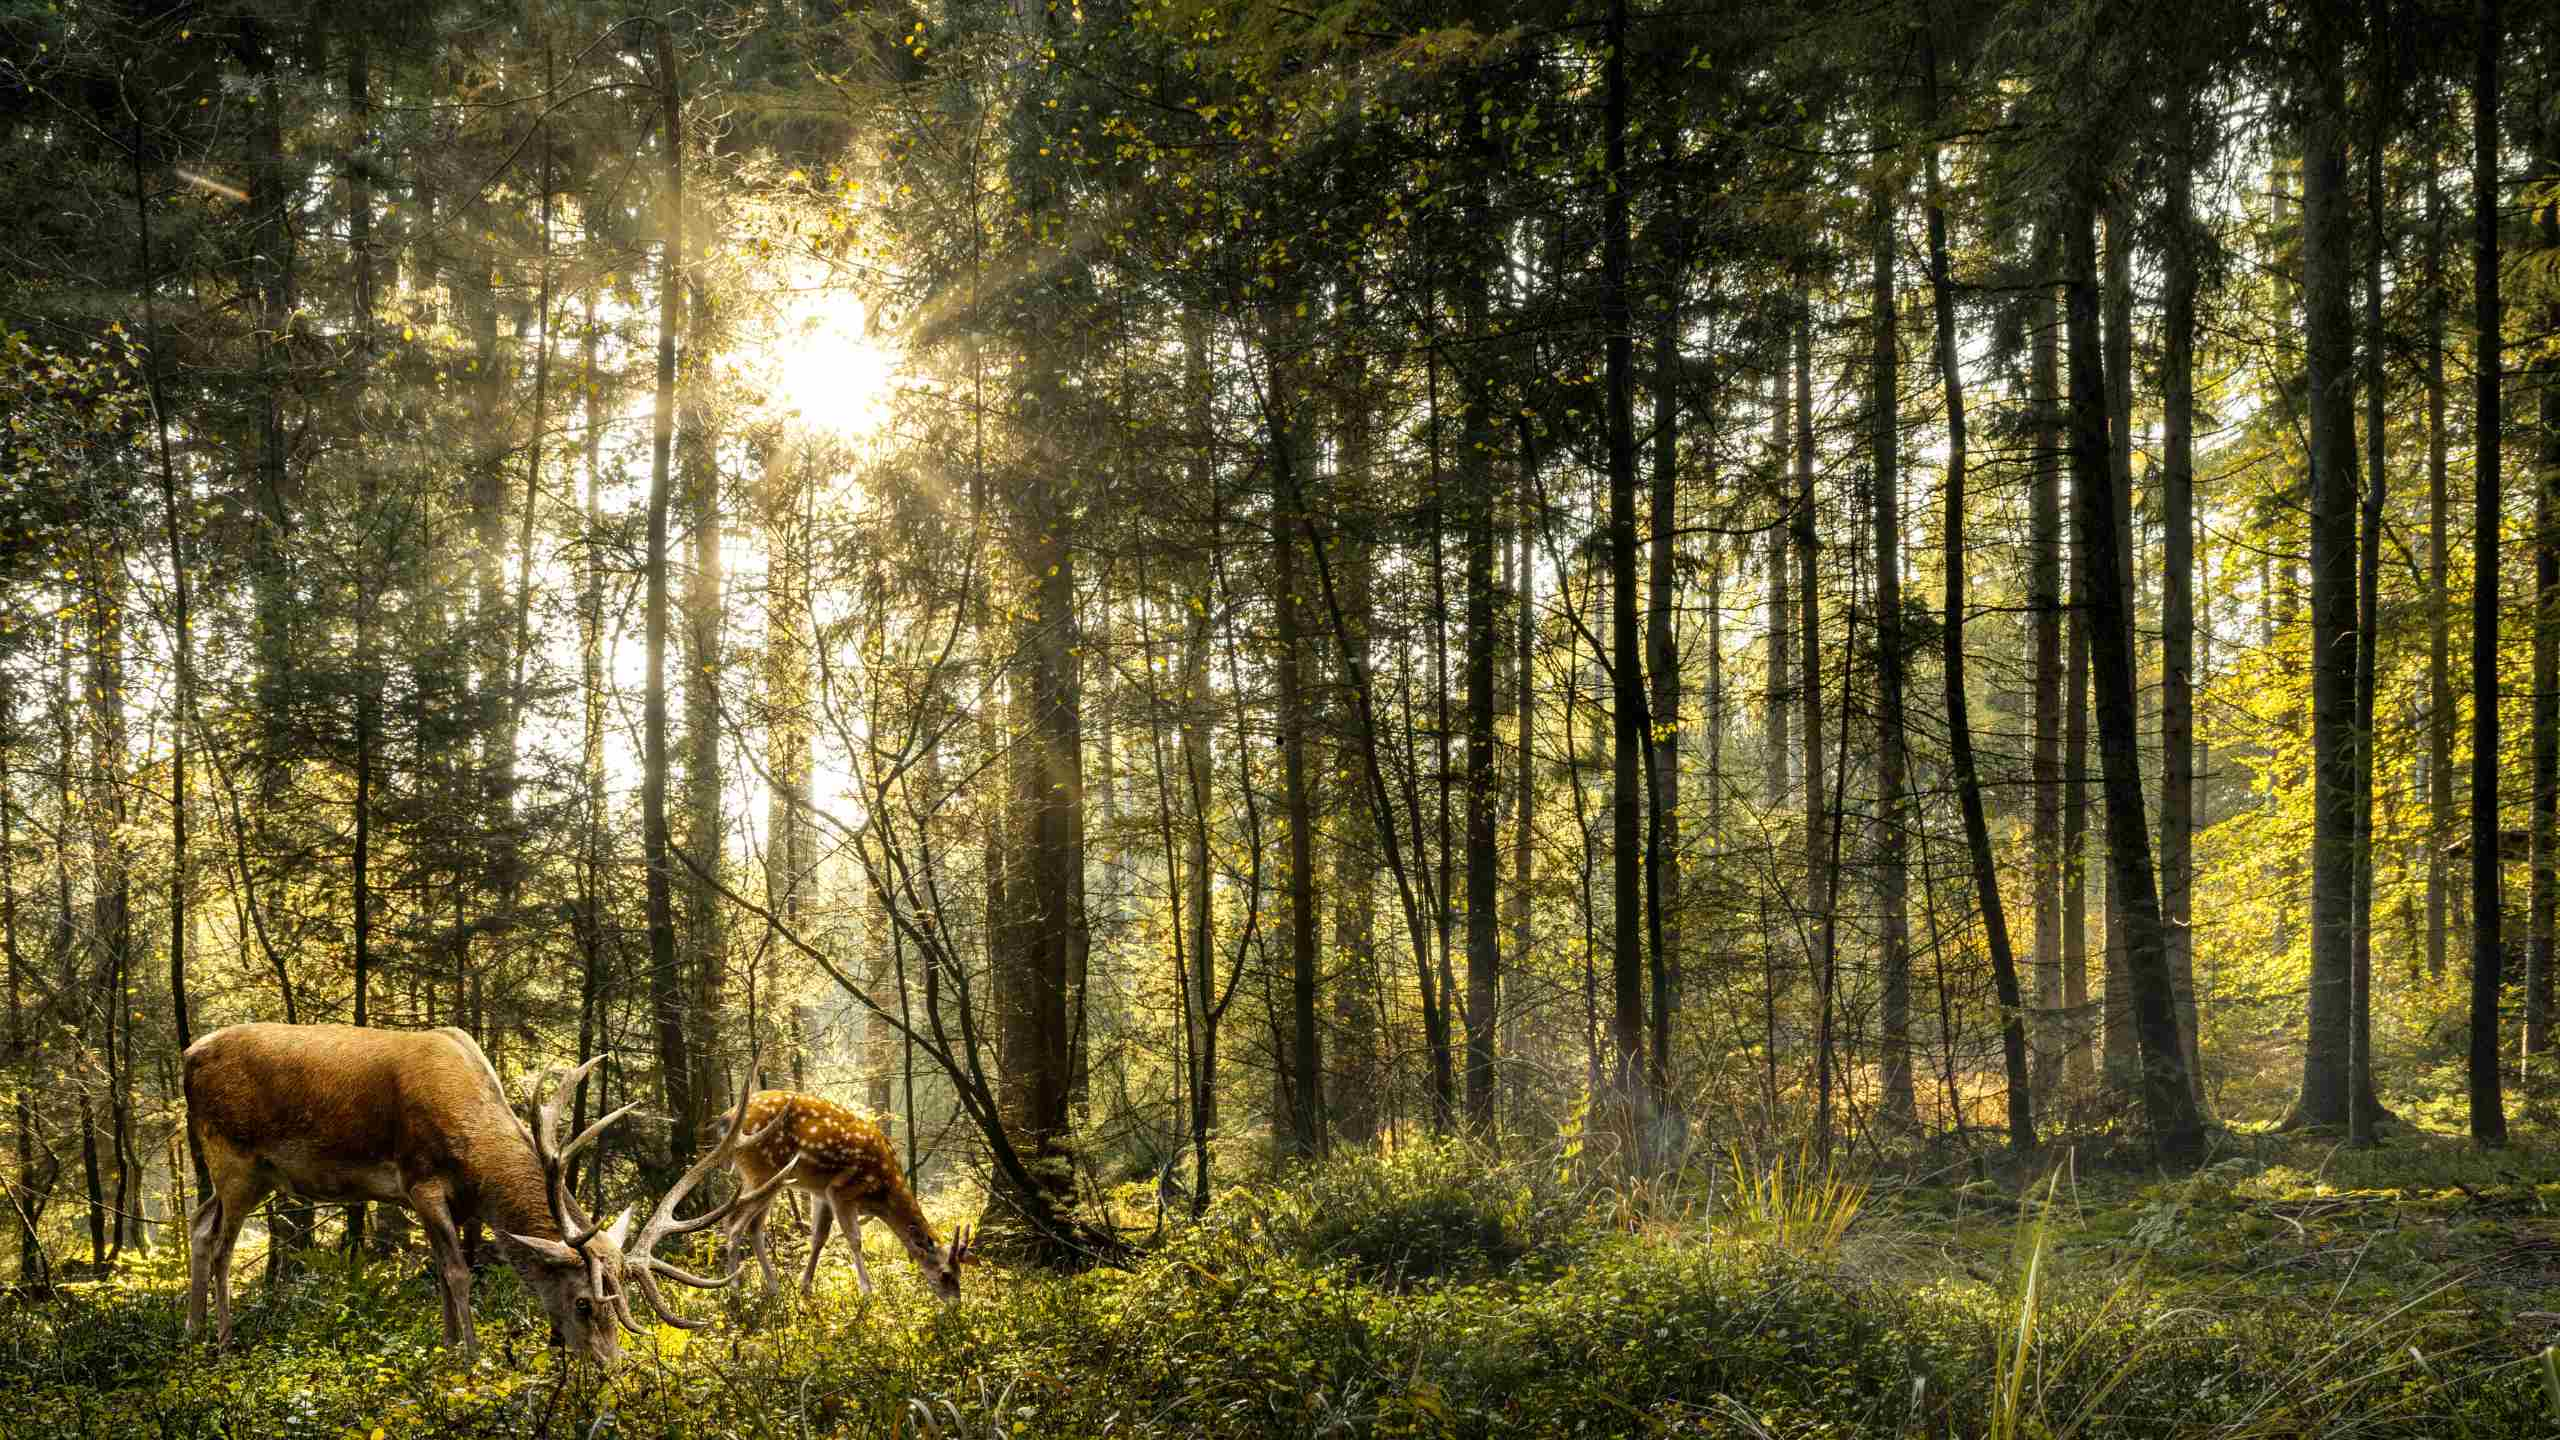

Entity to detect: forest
[1,0,2559,1433]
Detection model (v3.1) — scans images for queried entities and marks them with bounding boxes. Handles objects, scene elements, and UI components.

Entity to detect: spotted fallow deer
[719,1091,974,1301]
[182,1023,795,1361]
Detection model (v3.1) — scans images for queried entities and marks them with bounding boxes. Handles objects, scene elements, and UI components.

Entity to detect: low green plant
[1721,1140,1867,1260]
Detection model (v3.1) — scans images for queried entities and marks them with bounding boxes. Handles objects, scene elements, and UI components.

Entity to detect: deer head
[505,1056,794,1360]
[922,1223,975,1303]
[503,1055,639,1363]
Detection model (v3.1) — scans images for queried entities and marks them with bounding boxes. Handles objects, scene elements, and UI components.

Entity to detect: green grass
[0,1136,2552,1438]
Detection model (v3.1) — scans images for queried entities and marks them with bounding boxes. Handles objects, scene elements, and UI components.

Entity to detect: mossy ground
[4,1132,2556,1439]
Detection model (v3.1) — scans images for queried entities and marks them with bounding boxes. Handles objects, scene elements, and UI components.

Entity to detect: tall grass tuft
[1720,1141,1866,1261]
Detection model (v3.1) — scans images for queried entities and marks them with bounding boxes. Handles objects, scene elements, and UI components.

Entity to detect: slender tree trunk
[2033,233,2067,1102]
[135,118,197,1204]
[2468,0,2508,1145]
[2353,22,2393,1143]
[1331,321,1382,1146]
[644,26,693,1174]
[2536,47,2560,1094]
[1767,366,1791,810]
[2069,191,2206,1166]
[1925,71,2032,1147]
[1,685,41,1286]
[2533,161,2559,1083]
[1276,367,1327,1154]
[2065,419,2094,1083]
[2101,194,2138,1091]
[1797,300,1830,1143]
[2296,18,2361,1131]
[681,278,725,1154]
[571,276,606,1217]
[2162,69,2205,1108]
[1647,221,1683,1117]
[1510,433,1538,1138]
[2428,132,2454,984]
[1602,0,1649,1131]
[1872,155,1915,1130]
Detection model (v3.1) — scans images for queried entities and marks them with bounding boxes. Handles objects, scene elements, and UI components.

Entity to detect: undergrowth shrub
[1236,1140,1587,1290]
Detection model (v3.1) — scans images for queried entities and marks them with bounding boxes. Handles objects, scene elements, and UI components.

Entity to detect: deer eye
[575,1297,594,1316]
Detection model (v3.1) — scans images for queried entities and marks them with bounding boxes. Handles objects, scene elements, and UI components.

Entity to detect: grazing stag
[718,1091,974,1301]
[182,1023,793,1361]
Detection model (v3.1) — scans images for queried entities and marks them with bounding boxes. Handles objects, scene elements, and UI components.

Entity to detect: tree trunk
[1872,156,1914,1130]
[1,684,43,1286]
[2065,565,2092,1084]
[571,275,607,1221]
[1510,430,1539,1140]
[2427,129,2454,985]
[2467,0,2508,1145]
[2537,54,2560,1089]
[764,433,816,1076]
[2068,192,2205,1166]
[2032,230,2066,1103]
[681,278,725,1154]
[1925,70,2032,1148]
[2162,67,2205,1108]
[644,26,693,1176]
[1646,216,1683,1118]
[2100,195,2137,1092]
[1331,317,1382,1147]
[1797,298,1830,1144]
[2353,22,2392,1143]
[1602,0,1649,1131]
[1767,366,1791,810]
[2295,20,2360,1132]
[136,116,198,1202]
[1276,367,1326,1155]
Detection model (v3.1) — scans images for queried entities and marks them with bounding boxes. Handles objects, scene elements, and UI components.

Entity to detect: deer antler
[615,1061,798,1332]
[524,1055,638,1252]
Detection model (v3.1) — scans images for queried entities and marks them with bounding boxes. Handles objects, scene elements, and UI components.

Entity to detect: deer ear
[509,1232,584,1267]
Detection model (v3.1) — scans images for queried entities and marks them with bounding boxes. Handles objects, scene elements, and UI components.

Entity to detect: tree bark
[643,24,693,1174]
[2068,192,2205,1166]
[1602,0,1649,1130]
[680,278,725,1155]
[2427,128,2454,985]
[1925,66,2032,1149]
[1767,365,1791,810]
[1647,211,1683,1118]
[2100,195,2137,1091]
[1276,366,1327,1154]
[1872,157,1915,1130]
[2032,229,2067,1103]
[2468,0,2508,1145]
[1797,299,1831,1144]
[2295,16,2361,1131]
[2353,18,2392,1144]
[2162,65,2205,1108]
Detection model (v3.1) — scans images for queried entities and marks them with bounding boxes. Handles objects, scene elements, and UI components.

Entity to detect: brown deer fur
[721,1091,970,1301]
[182,1023,634,1361]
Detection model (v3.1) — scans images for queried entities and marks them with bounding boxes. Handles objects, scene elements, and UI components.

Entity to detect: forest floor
[1,1131,2556,1439]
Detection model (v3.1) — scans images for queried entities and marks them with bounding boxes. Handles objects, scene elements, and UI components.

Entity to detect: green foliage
[1,1148,2552,1438]
[1232,1140,1587,1290]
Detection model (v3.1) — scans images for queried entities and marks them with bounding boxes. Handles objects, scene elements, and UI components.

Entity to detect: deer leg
[408,1183,475,1362]
[798,1198,833,1298]
[749,1212,779,1298]
[200,1168,269,1351]
[828,1192,875,1296]
[185,1192,220,1339]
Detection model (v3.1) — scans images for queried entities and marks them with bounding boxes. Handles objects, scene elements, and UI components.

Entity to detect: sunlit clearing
[768,288,896,439]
